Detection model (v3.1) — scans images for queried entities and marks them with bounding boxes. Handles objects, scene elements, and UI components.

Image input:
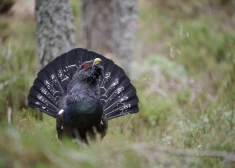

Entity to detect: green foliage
[144,55,187,78]
[0,19,36,119]
[0,18,11,42]
[174,21,235,73]
[70,0,81,17]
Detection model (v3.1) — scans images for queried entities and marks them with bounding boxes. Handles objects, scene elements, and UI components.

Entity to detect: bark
[81,0,138,73]
[35,0,75,69]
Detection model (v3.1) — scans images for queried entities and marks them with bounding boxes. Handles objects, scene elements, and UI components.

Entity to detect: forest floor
[0,0,235,167]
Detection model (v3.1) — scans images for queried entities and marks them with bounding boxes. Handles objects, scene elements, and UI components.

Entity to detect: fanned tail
[28,48,139,119]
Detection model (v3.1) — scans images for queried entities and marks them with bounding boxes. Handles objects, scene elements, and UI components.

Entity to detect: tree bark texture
[81,0,138,73]
[35,0,75,69]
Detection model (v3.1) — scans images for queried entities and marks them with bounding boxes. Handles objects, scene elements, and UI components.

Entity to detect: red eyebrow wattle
[83,63,89,68]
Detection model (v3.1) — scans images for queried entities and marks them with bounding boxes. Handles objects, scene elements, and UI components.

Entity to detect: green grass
[0,0,235,167]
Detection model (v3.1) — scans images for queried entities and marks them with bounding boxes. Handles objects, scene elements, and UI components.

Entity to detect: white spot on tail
[58,109,64,115]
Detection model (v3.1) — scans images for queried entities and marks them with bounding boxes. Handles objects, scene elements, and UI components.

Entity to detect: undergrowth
[0,0,234,167]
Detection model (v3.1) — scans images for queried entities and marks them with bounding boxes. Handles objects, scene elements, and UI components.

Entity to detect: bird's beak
[93,58,102,66]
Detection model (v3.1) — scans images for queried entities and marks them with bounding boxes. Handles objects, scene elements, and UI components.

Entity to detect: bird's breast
[64,99,103,128]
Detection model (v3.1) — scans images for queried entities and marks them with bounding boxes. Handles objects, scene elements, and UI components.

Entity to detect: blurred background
[0,0,235,167]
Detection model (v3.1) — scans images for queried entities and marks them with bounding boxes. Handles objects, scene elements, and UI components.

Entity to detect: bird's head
[77,58,103,82]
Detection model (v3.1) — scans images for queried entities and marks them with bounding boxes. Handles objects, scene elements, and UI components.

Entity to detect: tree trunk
[35,0,75,119]
[35,0,75,69]
[81,0,138,73]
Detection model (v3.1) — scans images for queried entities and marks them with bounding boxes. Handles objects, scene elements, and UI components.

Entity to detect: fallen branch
[155,146,235,161]
[7,107,12,125]
[133,143,235,164]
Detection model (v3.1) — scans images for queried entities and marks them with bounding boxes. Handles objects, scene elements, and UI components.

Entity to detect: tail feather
[29,86,59,111]
[69,49,81,65]
[105,94,139,117]
[28,102,55,117]
[104,83,136,112]
[28,48,139,119]
[32,79,56,103]
[28,91,59,117]
[108,106,139,120]
[102,79,130,110]
[49,56,71,92]
[100,65,126,102]
[66,50,79,72]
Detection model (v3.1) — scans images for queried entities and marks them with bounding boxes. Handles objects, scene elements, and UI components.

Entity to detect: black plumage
[28,48,139,143]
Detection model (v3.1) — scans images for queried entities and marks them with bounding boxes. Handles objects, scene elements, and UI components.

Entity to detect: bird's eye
[83,63,89,69]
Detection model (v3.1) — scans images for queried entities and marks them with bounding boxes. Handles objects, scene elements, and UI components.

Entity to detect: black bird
[28,48,139,143]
